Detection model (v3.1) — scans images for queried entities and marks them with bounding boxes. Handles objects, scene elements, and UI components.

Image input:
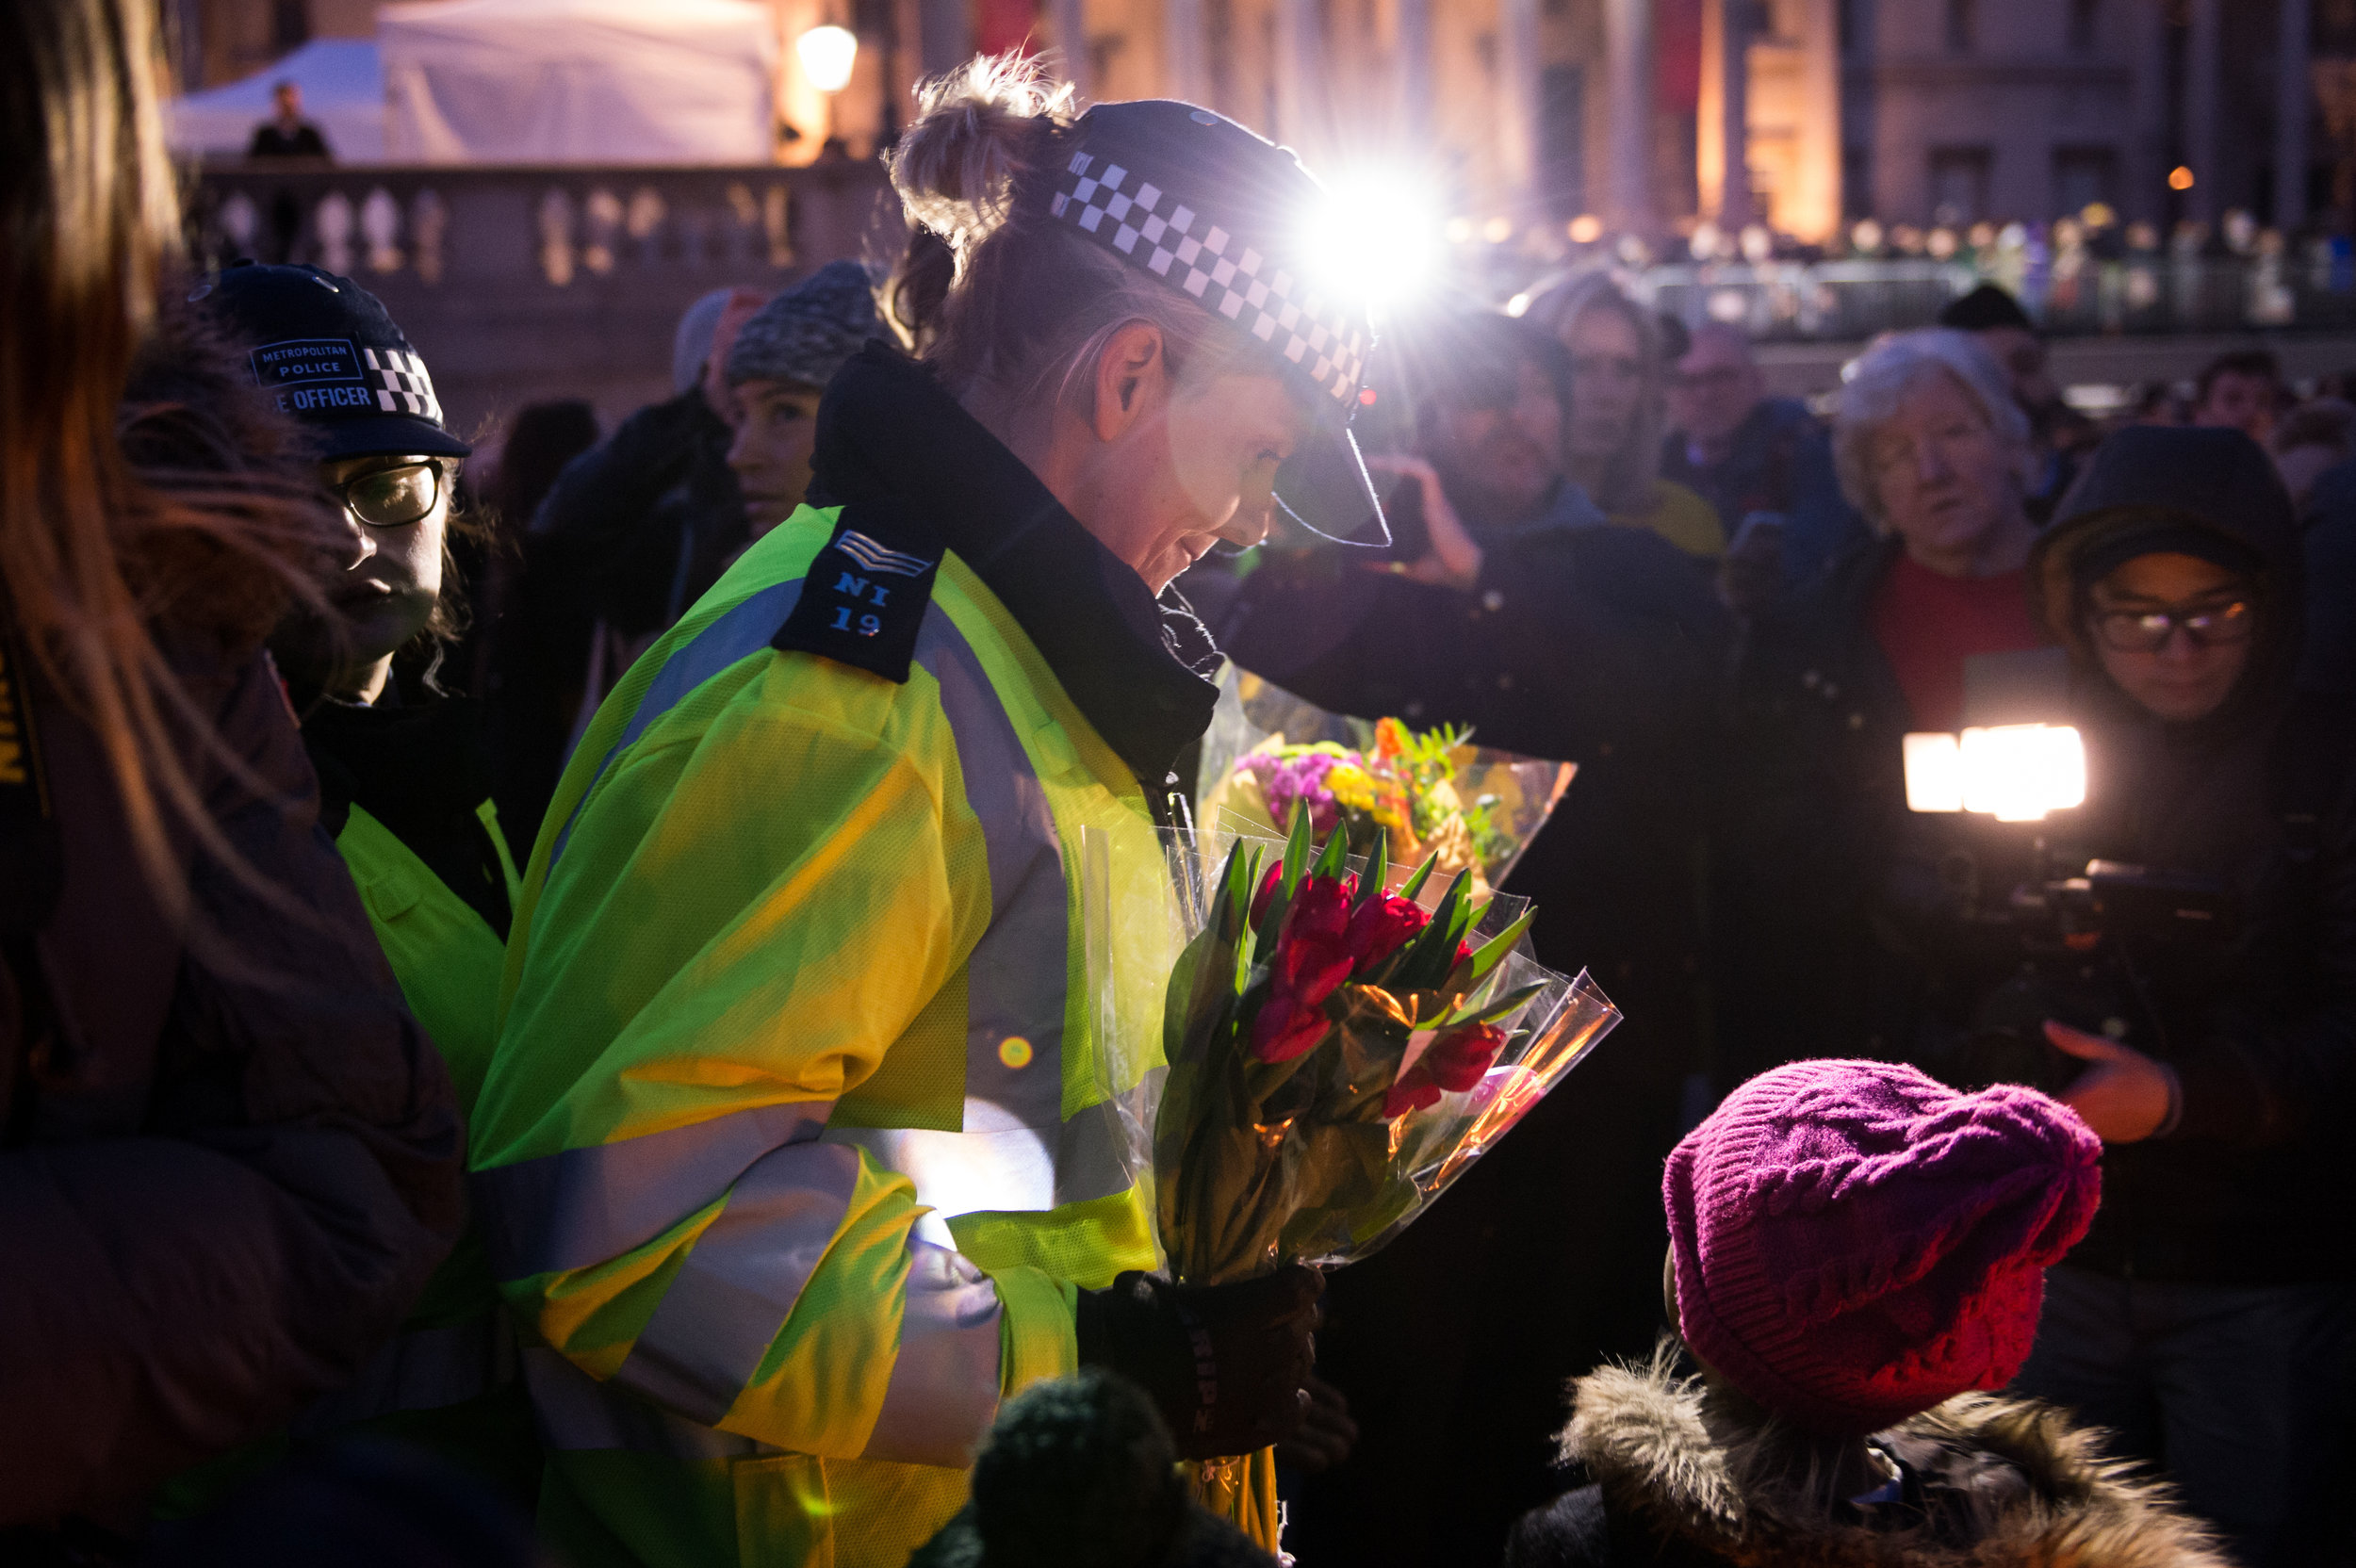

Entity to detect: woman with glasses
[2009,424,2356,1567]
[189,263,532,1504]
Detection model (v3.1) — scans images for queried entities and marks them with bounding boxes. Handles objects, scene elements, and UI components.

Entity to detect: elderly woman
[1713,330,2055,1086]
[1516,271,1725,559]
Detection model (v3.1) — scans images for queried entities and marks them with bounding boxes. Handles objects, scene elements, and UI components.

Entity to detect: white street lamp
[796,24,859,95]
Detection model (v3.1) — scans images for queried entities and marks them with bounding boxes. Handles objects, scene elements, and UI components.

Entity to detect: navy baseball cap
[199,262,470,461]
[1031,100,1386,544]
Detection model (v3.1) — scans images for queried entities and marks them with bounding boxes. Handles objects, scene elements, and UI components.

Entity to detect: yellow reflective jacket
[475,462,1210,1568]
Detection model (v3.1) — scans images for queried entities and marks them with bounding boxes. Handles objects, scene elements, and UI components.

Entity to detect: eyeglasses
[2089,598,2255,653]
[331,462,444,529]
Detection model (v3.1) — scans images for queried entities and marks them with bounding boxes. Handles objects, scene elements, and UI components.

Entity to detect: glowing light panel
[1904,724,2087,823]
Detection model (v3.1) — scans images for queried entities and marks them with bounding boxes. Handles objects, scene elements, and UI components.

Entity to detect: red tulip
[1251,861,1283,926]
[1344,894,1429,974]
[1383,1070,1444,1119]
[1426,1023,1507,1093]
[1252,1001,1333,1063]
[1288,875,1353,945]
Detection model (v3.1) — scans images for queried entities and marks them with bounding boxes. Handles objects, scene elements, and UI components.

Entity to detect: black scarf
[810,342,1221,791]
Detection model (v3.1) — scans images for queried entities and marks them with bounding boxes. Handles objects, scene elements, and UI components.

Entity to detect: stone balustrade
[188,158,903,441]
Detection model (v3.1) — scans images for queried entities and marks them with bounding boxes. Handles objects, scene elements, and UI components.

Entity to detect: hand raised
[2047,1020,2178,1144]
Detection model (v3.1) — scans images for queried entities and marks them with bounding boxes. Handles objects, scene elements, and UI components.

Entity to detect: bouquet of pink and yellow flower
[1150,807,1618,1286]
[1199,673,1574,903]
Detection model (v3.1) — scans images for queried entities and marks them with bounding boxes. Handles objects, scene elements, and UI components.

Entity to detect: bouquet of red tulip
[1149,807,1619,1286]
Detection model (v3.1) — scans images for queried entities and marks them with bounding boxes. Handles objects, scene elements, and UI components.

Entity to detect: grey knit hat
[726,260,879,390]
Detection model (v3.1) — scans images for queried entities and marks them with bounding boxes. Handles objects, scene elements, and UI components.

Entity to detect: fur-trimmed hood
[1560,1353,2232,1568]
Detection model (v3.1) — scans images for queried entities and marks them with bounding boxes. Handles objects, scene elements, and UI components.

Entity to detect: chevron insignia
[837,529,934,578]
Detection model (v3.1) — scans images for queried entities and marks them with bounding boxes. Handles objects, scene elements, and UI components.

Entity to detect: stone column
[1043,0,1088,98]
[2128,0,2170,224]
[1697,0,1752,226]
[1787,0,1841,241]
[1499,0,1542,203]
[2278,0,2312,230]
[1165,0,1206,105]
[1605,0,1655,231]
[1397,0,1434,141]
[2185,0,2221,222]
[1272,0,1322,148]
[916,0,972,80]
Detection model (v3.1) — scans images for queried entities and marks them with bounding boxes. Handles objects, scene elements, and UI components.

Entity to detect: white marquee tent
[165,39,388,162]
[378,0,777,164]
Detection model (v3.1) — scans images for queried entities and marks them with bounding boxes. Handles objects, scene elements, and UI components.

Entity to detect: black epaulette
[772,502,944,684]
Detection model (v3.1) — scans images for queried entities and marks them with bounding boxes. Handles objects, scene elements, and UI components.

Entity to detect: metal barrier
[1624,246,2356,341]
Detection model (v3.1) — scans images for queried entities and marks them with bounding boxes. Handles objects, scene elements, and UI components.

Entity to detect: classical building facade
[173,0,2342,241]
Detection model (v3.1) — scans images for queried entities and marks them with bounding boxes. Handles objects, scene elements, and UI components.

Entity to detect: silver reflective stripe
[293,1315,519,1433]
[822,1096,1135,1248]
[860,1239,1003,1468]
[474,1100,835,1281]
[548,580,806,868]
[612,1140,863,1426]
[916,621,1069,1133]
[525,1346,778,1460]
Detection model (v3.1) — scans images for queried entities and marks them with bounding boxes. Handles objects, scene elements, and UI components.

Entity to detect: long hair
[1,0,338,904]
[1515,270,1668,517]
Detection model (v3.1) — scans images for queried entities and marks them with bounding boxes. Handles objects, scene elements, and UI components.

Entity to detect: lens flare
[1297,172,1445,315]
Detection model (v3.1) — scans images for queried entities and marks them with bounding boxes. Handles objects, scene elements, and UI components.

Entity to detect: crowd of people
[6,4,2356,1566]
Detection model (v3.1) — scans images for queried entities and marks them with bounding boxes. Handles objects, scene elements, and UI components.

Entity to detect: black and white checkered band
[1049,150,1369,407]
[364,347,444,425]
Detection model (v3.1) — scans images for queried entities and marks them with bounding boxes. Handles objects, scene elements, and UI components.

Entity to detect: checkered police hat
[1030,100,1386,544]
[200,262,470,461]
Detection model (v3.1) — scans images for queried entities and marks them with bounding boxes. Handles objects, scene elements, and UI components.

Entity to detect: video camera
[1950,858,2236,1094]
[1901,650,2236,1093]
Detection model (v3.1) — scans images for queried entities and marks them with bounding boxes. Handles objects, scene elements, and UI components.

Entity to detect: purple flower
[1244,748,1350,836]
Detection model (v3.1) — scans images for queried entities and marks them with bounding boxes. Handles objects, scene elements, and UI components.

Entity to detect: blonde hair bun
[887,53,1077,265]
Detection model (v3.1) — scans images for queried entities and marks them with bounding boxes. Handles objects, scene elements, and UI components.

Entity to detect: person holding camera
[2001,424,2356,1566]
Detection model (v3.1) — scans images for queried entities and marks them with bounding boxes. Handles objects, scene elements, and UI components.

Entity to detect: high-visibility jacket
[473,505,1179,1568]
[323,802,537,1486]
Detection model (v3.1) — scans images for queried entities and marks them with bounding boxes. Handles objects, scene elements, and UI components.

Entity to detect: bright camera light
[1903,733,1966,813]
[796,24,859,93]
[1905,725,2087,823]
[1299,172,1445,313]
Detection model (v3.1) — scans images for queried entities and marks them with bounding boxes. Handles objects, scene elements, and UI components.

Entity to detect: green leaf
[1281,802,1316,894]
[1394,870,1470,992]
[1444,881,1481,950]
[1396,854,1437,906]
[1462,908,1535,986]
[1355,826,1390,910]
[1312,820,1349,885]
[1433,980,1548,1031]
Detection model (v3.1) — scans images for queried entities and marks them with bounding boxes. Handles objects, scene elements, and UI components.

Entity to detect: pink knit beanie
[1664,1059,2102,1436]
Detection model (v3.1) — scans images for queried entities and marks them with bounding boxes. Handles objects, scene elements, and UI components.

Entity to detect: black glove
[1074,1266,1323,1461]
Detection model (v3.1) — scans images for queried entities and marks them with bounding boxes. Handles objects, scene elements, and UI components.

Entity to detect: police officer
[193,264,532,1499]
[473,59,1386,1568]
